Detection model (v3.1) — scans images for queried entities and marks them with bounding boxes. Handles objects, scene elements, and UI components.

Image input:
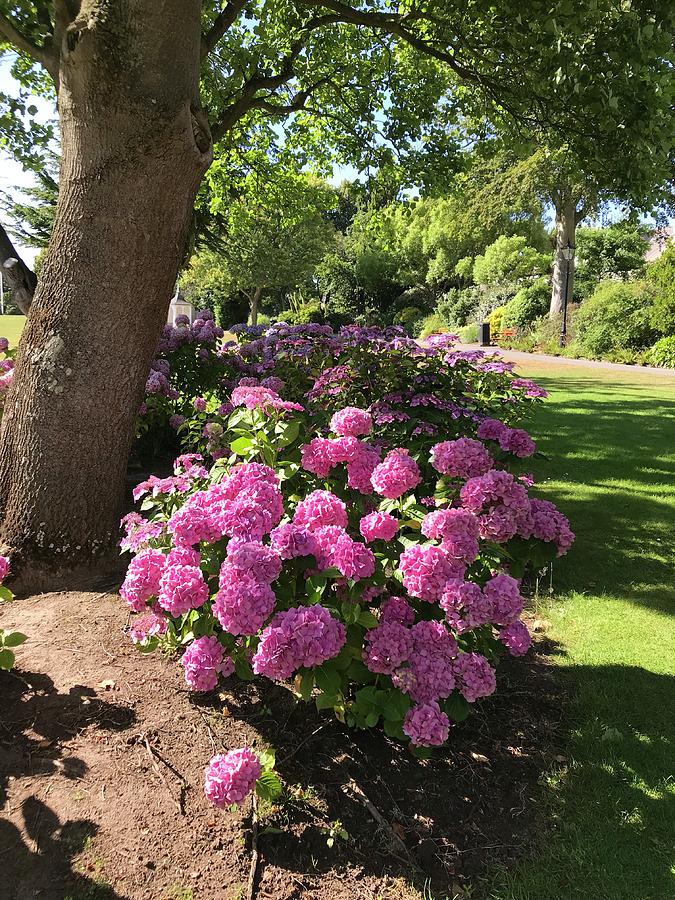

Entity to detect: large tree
[0,0,672,588]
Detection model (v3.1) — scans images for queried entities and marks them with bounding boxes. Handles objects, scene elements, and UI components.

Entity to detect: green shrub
[417,313,449,340]
[574,281,658,359]
[646,335,675,368]
[393,305,424,334]
[276,301,323,325]
[502,278,550,329]
[457,323,478,343]
[647,243,675,336]
[436,287,482,327]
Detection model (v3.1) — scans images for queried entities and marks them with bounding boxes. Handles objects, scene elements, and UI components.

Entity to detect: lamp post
[559,240,575,348]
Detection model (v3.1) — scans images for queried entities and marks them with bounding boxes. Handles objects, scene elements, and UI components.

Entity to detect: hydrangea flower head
[398,544,463,602]
[499,620,532,656]
[181,635,234,691]
[120,548,166,612]
[252,605,345,680]
[157,564,209,617]
[359,511,398,543]
[453,652,497,702]
[330,407,373,437]
[204,748,261,807]
[403,702,450,746]
[293,490,348,531]
[214,570,276,635]
[430,438,492,479]
[371,449,421,499]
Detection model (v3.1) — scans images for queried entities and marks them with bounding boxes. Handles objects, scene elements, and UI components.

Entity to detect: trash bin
[479,322,491,346]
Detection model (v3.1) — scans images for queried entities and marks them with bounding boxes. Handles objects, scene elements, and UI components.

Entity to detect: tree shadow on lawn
[194,641,567,896]
[492,662,675,899]
[522,381,675,616]
[0,669,135,899]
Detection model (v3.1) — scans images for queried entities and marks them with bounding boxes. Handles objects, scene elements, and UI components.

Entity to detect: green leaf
[234,654,254,681]
[298,670,315,701]
[444,692,471,723]
[357,609,379,628]
[255,771,283,802]
[1,631,27,648]
[0,648,15,670]
[0,585,14,602]
[315,664,342,695]
[315,692,338,711]
[230,435,254,455]
[257,748,276,770]
[365,710,380,727]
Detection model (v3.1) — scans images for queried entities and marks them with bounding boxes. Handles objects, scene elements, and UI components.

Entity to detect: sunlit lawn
[487,361,675,899]
[0,314,26,348]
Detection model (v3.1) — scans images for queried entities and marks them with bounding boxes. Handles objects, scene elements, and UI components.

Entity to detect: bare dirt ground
[0,592,563,900]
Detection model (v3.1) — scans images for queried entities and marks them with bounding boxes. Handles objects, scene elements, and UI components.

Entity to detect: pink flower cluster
[252,605,346,680]
[120,548,166,612]
[403,701,450,747]
[359,511,398,543]
[399,544,464,602]
[204,748,261,808]
[430,438,492,479]
[330,406,373,437]
[181,635,234,691]
[158,562,209,617]
[476,418,536,458]
[421,508,480,565]
[300,435,381,494]
[168,463,283,546]
[452,652,497,702]
[371,449,421,499]
[441,573,524,631]
[460,470,532,543]
[129,611,167,644]
[390,620,458,704]
[526,498,575,556]
[231,384,303,414]
[0,555,9,582]
[214,542,280,636]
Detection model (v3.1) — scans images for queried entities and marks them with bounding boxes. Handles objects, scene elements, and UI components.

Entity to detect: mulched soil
[0,592,564,900]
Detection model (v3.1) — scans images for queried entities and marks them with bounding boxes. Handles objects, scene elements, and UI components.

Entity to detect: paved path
[455,343,674,377]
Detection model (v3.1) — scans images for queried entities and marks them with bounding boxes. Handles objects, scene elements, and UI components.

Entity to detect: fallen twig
[342,778,422,872]
[143,737,188,815]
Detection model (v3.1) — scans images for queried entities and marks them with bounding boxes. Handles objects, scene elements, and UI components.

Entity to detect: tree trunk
[0,221,37,314]
[0,1,212,591]
[250,286,263,326]
[550,198,577,318]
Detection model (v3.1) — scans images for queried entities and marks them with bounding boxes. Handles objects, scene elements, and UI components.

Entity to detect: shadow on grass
[522,377,675,616]
[489,663,675,900]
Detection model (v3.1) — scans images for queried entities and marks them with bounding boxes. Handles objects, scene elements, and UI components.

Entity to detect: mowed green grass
[0,314,26,348]
[487,361,675,900]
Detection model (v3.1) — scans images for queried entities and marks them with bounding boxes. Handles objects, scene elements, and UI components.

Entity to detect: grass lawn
[0,314,26,348]
[487,361,675,900]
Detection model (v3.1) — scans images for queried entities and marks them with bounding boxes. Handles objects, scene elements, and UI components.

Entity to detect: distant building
[645,224,674,262]
[167,286,194,324]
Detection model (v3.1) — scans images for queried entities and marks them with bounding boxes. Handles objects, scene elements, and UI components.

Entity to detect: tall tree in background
[0,0,672,587]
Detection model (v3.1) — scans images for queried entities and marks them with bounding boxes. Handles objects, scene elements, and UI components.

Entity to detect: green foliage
[646,243,675,336]
[574,281,659,358]
[502,278,551,329]
[199,160,336,314]
[417,313,449,340]
[473,235,550,286]
[277,298,323,325]
[458,323,479,343]
[392,305,424,334]
[436,287,482,328]
[646,335,675,368]
[454,256,475,283]
[180,252,249,328]
[575,221,649,299]
[0,628,25,672]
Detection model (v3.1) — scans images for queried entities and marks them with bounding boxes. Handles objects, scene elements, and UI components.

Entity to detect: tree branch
[0,221,37,315]
[0,10,58,78]
[201,0,247,59]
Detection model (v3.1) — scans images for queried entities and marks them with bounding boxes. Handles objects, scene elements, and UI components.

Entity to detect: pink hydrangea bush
[123,326,573,759]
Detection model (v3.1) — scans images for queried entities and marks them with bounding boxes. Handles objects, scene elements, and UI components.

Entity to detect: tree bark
[0,221,37,314]
[0,1,212,591]
[550,198,578,318]
[250,285,263,326]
